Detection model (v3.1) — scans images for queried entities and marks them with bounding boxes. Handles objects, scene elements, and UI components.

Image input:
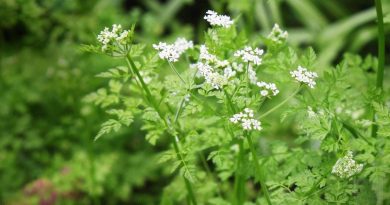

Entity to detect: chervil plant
[85,1,389,204]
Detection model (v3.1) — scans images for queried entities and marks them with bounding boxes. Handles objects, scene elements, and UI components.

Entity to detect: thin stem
[372,0,385,138]
[126,55,197,205]
[245,132,273,205]
[173,96,186,125]
[233,139,246,205]
[126,57,160,117]
[260,86,301,118]
[172,138,197,205]
[168,61,186,85]
[222,89,245,204]
[190,92,221,115]
[224,89,237,113]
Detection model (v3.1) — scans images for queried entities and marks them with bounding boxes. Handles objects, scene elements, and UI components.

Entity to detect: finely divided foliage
[85,7,389,205]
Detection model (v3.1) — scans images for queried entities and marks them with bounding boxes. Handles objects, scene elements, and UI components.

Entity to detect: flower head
[97,24,131,51]
[192,45,235,89]
[204,10,234,28]
[230,108,262,131]
[153,37,193,62]
[268,24,288,43]
[332,151,363,179]
[192,62,228,89]
[234,46,264,65]
[290,66,318,88]
[257,81,279,97]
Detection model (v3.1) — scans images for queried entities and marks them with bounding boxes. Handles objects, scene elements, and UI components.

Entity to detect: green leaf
[95,119,121,141]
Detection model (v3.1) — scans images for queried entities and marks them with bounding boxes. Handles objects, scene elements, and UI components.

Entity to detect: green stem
[233,139,246,205]
[245,132,272,205]
[372,0,385,138]
[168,61,187,85]
[260,86,301,118]
[126,57,163,119]
[224,89,237,113]
[172,138,197,205]
[222,90,245,204]
[375,0,385,89]
[126,55,197,205]
[173,96,186,125]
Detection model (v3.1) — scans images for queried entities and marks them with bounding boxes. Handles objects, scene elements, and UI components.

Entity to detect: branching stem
[126,55,197,205]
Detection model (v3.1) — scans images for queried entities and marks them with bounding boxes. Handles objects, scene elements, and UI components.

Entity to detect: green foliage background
[0,0,389,204]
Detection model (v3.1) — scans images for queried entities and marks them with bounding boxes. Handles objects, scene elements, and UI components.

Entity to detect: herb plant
[85,2,389,204]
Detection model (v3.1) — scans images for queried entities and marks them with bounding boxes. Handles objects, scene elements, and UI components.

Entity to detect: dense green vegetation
[0,0,389,204]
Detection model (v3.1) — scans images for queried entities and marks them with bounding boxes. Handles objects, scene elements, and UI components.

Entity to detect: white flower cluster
[230,108,262,131]
[192,45,233,89]
[268,24,288,43]
[234,46,264,65]
[204,10,234,28]
[332,151,363,179]
[97,24,130,51]
[153,37,193,62]
[290,66,318,88]
[257,81,279,97]
[192,62,228,89]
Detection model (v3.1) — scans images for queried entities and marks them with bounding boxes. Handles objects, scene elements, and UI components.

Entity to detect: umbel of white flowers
[234,46,264,65]
[290,66,318,88]
[268,24,288,43]
[257,81,279,97]
[230,108,262,131]
[332,151,363,179]
[191,45,233,89]
[153,38,193,62]
[204,10,234,28]
[97,24,130,51]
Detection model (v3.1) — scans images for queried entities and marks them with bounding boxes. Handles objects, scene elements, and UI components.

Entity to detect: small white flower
[116,30,129,43]
[244,108,254,117]
[332,151,363,179]
[193,45,235,89]
[251,119,262,131]
[153,37,193,62]
[230,114,242,123]
[260,90,269,96]
[208,72,228,89]
[184,94,190,102]
[97,24,131,51]
[174,37,194,52]
[268,24,288,43]
[223,66,236,78]
[230,108,262,131]
[242,119,252,130]
[234,46,264,65]
[290,66,318,88]
[204,10,234,28]
[257,81,279,97]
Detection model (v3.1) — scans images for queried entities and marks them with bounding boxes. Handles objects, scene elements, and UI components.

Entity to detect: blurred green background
[0,0,389,204]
